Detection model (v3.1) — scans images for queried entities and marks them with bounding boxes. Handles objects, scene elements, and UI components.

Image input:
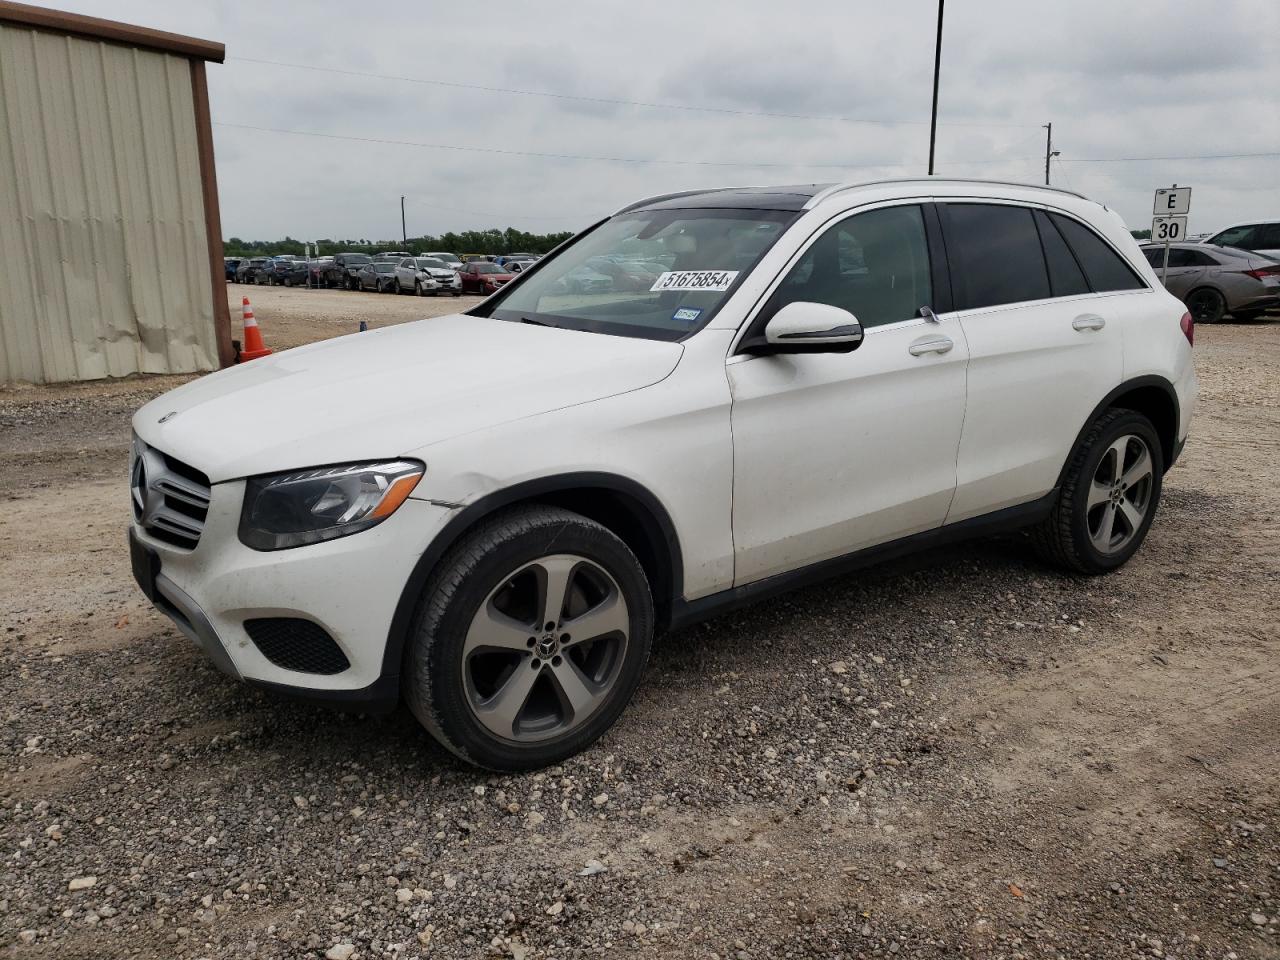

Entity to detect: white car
[1204,220,1280,261]
[129,179,1197,770]
[395,257,462,297]
[421,251,463,271]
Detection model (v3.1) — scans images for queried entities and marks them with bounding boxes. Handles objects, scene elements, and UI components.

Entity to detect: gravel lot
[1,288,1277,959]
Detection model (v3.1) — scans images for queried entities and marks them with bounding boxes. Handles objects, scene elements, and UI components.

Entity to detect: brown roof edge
[0,1,224,62]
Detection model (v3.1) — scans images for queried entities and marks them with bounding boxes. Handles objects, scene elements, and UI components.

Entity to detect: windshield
[474,263,505,274]
[479,207,796,340]
[374,263,395,273]
[417,258,446,269]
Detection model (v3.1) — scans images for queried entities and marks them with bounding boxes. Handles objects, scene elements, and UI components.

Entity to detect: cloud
[46,0,1280,238]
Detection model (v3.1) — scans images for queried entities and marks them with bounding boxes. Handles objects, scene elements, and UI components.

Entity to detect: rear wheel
[1186,287,1225,324]
[405,506,654,770]
[1033,409,1163,574]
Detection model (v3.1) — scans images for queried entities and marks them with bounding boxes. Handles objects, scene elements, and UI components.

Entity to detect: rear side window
[1032,210,1089,296]
[946,204,1050,310]
[1209,225,1258,248]
[1048,213,1145,292]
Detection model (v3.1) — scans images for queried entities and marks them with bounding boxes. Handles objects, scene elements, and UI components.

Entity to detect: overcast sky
[55,0,1280,242]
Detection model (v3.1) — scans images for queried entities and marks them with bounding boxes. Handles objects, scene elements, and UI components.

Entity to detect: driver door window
[759,204,933,331]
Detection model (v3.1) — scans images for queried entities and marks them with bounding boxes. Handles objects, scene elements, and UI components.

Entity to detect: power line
[229,55,1034,129]
[213,120,1040,170]
[405,197,581,223]
[1058,151,1280,163]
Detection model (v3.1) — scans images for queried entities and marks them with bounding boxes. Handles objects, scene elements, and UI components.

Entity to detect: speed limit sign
[1151,216,1188,242]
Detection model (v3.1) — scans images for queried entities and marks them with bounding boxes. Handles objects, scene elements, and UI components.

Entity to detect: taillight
[1179,311,1194,347]
[1243,264,1280,280]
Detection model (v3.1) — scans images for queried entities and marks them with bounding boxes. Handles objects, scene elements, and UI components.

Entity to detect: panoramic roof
[622,184,835,213]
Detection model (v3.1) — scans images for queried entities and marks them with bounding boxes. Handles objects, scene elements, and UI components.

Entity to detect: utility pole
[400,196,407,248]
[1043,123,1060,185]
[927,0,944,175]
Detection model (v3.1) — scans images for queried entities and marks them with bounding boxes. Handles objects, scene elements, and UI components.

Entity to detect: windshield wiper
[517,316,557,328]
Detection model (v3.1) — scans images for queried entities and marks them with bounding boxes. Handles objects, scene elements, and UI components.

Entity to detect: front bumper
[129,479,456,708]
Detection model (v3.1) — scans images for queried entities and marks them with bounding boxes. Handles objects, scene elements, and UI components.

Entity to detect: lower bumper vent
[244,618,350,675]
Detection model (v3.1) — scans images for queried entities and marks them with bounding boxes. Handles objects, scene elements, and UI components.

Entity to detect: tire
[284,278,293,287]
[415,280,423,297]
[1033,408,1163,575]
[452,289,461,297]
[404,505,655,771]
[1185,287,1225,324]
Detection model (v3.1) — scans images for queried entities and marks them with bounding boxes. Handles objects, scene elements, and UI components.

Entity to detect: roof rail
[804,177,1088,209]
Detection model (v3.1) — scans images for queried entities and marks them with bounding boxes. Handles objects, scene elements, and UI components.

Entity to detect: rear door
[1144,247,1208,297]
[941,202,1132,522]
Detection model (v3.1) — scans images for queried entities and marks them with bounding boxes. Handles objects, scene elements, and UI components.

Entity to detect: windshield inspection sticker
[649,270,739,293]
[672,307,703,324]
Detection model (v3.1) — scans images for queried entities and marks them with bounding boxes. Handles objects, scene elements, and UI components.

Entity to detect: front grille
[244,618,350,675]
[130,442,211,550]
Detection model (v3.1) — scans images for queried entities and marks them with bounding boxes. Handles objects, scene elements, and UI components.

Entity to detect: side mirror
[743,301,864,355]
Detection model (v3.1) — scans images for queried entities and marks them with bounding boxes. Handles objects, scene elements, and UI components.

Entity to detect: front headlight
[238,460,424,550]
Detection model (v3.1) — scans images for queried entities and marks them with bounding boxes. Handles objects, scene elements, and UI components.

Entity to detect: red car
[459,261,515,295]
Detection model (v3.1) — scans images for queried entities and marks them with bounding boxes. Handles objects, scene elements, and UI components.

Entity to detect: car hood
[133,315,682,483]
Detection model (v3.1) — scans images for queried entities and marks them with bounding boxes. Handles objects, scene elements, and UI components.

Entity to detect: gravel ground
[1,290,1277,959]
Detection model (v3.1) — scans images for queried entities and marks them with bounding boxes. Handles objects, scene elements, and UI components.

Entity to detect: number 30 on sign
[1152,216,1187,242]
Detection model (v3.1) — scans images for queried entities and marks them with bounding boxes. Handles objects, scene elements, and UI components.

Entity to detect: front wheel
[1033,409,1163,575]
[404,506,654,771]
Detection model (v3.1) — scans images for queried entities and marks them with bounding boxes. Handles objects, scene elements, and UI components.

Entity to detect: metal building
[0,1,231,385]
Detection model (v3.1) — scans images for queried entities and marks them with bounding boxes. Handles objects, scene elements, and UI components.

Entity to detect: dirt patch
[1,299,1277,958]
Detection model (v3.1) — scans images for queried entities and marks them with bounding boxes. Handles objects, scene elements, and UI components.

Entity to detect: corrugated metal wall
[0,22,218,384]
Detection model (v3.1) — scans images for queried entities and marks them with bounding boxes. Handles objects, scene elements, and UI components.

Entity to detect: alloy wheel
[1086,434,1154,555]
[1186,288,1224,324]
[462,554,629,743]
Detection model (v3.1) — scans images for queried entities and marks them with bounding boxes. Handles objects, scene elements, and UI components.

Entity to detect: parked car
[495,253,537,266]
[396,257,463,296]
[1140,242,1280,322]
[244,257,275,284]
[324,253,373,290]
[374,251,412,262]
[506,259,537,274]
[237,257,271,284]
[357,260,399,293]
[309,257,335,287]
[224,258,242,281]
[1204,220,1280,260]
[459,260,515,294]
[422,251,463,270]
[273,259,313,287]
[129,179,1196,771]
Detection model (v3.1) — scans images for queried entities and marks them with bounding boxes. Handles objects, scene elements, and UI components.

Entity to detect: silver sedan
[1140,242,1280,323]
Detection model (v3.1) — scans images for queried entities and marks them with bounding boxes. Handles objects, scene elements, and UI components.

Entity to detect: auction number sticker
[649,270,739,292]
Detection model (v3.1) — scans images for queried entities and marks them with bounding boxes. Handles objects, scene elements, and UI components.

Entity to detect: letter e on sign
[1153,187,1191,216]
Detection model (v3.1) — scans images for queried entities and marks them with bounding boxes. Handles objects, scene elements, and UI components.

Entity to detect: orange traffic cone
[238,296,273,361]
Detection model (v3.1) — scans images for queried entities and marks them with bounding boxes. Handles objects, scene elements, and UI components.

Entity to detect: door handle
[908,335,954,356]
[1072,314,1106,331]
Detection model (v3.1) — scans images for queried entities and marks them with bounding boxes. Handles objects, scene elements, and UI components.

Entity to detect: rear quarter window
[1048,213,1146,292]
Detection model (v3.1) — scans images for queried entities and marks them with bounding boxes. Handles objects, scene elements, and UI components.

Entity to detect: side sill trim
[668,490,1056,633]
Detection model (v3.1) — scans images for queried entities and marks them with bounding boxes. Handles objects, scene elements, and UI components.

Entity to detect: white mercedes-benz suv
[130,179,1197,770]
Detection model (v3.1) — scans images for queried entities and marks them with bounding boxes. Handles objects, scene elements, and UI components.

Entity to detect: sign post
[1152,186,1191,285]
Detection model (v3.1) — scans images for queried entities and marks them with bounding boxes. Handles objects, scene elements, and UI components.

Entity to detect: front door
[728,203,968,585]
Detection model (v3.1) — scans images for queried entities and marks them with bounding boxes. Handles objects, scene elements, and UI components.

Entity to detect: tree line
[224,227,576,260]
